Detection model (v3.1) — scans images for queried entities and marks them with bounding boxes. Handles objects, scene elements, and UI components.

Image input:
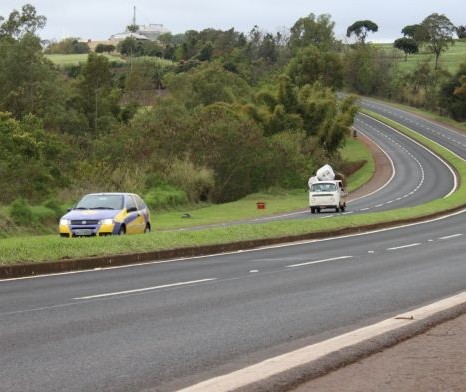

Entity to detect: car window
[133,194,147,210]
[126,195,137,211]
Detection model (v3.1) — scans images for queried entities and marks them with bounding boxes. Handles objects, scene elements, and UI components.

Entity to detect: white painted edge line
[347,128,396,203]
[359,112,460,198]
[386,243,421,251]
[4,207,466,283]
[179,291,466,392]
[286,256,353,268]
[363,97,466,139]
[73,278,217,300]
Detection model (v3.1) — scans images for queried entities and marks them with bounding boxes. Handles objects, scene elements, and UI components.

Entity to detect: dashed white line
[386,243,421,251]
[286,256,353,268]
[74,278,217,300]
[439,234,463,240]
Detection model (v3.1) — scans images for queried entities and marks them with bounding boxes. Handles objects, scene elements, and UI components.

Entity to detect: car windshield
[75,195,124,210]
[311,183,337,192]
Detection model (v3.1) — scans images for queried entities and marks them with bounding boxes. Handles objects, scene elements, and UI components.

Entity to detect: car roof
[84,192,137,196]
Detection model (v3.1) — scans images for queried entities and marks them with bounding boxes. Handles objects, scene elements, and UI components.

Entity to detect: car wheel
[144,224,150,233]
[118,225,126,235]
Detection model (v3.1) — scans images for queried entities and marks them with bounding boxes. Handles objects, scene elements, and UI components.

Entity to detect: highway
[1,102,465,392]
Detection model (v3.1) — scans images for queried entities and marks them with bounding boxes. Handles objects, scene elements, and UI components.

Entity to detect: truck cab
[309,180,347,213]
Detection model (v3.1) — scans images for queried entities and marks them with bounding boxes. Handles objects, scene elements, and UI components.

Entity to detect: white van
[309,180,347,213]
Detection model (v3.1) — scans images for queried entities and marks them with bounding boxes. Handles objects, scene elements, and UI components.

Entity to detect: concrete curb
[180,293,466,392]
[1,203,465,280]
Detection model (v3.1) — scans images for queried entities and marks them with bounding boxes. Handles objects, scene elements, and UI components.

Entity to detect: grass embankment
[375,40,466,74]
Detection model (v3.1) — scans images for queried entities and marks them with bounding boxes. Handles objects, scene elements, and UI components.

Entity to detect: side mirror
[127,207,138,213]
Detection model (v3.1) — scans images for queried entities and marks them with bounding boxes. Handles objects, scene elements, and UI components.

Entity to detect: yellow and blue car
[59,193,151,237]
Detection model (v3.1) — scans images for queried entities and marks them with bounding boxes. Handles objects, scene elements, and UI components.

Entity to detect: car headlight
[100,218,114,225]
[59,219,70,226]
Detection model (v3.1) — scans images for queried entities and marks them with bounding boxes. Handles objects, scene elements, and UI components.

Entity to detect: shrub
[9,198,34,225]
[144,185,188,210]
[163,159,215,202]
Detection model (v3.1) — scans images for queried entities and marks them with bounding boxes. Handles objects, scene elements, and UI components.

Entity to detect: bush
[9,198,34,225]
[163,159,215,202]
[144,185,189,210]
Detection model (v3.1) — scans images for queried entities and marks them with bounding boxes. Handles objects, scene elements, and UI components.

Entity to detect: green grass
[342,137,375,193]
[375,40,466,74]
[46,53,125,66]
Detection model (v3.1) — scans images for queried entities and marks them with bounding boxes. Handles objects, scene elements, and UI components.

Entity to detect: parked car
[59,193,151,237]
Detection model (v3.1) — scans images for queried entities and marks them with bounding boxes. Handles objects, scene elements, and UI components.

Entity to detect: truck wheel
[311,208,315,214]
[340,205,345,212]
[335,207,340,213]
[316,208,321,213]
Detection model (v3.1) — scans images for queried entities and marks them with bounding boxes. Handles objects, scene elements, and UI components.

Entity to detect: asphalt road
[1,102,465,392]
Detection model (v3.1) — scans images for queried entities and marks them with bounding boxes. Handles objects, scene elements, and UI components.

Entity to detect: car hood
[62,209,120,221]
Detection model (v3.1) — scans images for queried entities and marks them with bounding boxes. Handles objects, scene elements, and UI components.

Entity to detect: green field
[376,39,466,74]
[46,53,125,66]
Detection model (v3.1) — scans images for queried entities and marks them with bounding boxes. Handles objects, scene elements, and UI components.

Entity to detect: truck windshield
[311,183,337,192]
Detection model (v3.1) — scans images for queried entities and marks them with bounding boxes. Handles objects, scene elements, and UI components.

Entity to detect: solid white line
[179,292,466,392]
[73,278,217,300]
[387,243,421,251]
[359,113,459,198]
[439,234,463,240]
[347,129,396,203]
[286,256,353,268]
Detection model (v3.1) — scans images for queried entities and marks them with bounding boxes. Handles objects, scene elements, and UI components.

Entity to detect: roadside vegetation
[1,110,464,265]
[0,4,465,250]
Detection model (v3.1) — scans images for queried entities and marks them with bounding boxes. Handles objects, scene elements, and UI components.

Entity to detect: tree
[421,13,456,70]
[45,37,90,54]
[74,53,120,131]
[394,37,419,61]
[0,4,46,38]
[457,25,466,39]
[346,20,378,44]
[95,43,115,53]
[289,13,336,51]
[286,45,343,88]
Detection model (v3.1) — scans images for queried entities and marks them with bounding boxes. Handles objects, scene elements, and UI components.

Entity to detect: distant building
[109,32,149,42]
[109,24,171,43]
[138,24,171,40]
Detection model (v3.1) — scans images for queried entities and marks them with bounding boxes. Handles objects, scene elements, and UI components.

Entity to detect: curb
[180,293,466,392]
[1,203,465,279]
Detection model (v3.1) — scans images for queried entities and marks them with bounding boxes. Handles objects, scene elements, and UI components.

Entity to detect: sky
[0,0,464,42]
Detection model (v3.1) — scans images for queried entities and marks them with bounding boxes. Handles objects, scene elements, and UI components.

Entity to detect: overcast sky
[0,0,464,42]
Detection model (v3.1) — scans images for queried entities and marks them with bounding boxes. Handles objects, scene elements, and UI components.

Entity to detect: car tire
[118,225,126,235]
[144,224,150,233]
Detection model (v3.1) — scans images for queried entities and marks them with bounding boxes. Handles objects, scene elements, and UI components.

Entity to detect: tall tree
[456,25,466,39]
[394,37,419,61]
[346,20,378,44]
[289,13,336,51]
[0,4,46,38]
[421,13,456,70]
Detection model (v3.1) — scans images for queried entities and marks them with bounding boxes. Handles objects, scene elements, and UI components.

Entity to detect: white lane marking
[180,292,466,392]
[387,243,421,251]
[250,270,259,273]
[73,278,217,300]
[4,209,466,283]
[286,256,353,268]
[439,234,463,240]
[347,129,396,203]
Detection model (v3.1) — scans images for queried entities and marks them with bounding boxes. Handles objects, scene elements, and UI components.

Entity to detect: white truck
[308,165,347,214]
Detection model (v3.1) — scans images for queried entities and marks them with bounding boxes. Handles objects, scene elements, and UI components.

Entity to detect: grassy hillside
[46,53,125,66]
[376,39,466,74]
